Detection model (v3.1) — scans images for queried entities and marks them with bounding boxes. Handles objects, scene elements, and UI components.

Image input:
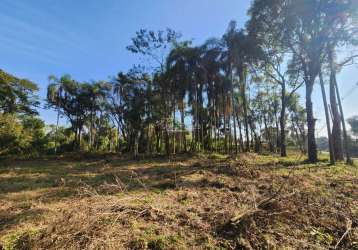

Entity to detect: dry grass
[0,153,357,249]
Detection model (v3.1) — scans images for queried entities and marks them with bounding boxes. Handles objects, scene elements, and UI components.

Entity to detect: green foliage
[1,229,38,250]
[310,227,334,246]
[0,113,30,155]
[248,0,358,161]
[0,69,39,115]
[0,70,46,157]
[44,125,75,153]
[46,75,112,150]
[0,113,48,157]
[127,28,181,71]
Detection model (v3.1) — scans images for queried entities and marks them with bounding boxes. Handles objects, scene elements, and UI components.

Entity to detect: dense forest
[2,1,358,249]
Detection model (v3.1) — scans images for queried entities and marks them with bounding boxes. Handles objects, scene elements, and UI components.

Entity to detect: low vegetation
[0,153,357,249]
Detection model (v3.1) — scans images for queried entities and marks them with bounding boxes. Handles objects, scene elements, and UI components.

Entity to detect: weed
[1,229,38,250]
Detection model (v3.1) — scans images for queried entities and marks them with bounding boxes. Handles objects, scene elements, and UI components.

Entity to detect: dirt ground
[0,153,357,249]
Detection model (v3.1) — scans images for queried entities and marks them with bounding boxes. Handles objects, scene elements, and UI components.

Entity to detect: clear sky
[1,0,357,136]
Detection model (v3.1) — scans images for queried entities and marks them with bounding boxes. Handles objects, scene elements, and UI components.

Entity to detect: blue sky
[1,0,357,136]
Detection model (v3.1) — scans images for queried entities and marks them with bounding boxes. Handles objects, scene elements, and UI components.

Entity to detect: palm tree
[166,43,192,152]
[47,75,64,154]
[222,22,239,154]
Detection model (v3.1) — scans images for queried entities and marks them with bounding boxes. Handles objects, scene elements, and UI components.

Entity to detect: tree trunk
[155,127,161,153]
[54,108,60,155]
[172,102,176,155]
[306,81,318,163]
[201,122,204,152]
[180,106,186,152]
[134,133,139,158]
[147,124,151,155]
[291,116,303,153]
[294,113,307,154]
[224,113,228,154]
[280,83,287,157]
[164,121,170,156]
[73,122,78,151]
[228,111,232,154]
[90,110,94,150]
[194,88,199,152]
[230,65,238,155]
[274,105,280,153]
[117,125,121,152]
[236,111,244,152]
[239,66,250,151]
[329,50,344,161]
[319,70,335,165]
[334,79,353,165]
[264,114,274,153]
[77,125,82,151]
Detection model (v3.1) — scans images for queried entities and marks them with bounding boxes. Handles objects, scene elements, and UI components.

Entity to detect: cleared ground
[0,153,357,249]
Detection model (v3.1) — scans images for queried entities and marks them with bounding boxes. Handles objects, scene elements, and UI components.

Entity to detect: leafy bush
[0,114,46,157]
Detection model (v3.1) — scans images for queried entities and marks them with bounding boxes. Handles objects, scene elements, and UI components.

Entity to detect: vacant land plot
[0,153,357,249]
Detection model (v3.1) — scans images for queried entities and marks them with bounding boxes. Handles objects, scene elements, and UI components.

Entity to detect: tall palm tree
[47,75,65,154]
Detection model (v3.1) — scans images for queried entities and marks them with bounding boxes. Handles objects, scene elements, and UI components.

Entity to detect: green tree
[0,113,46,156]
[0,69,39,115]
[115,69,151,157]
[47,75,91,150]
[248,0,358,162]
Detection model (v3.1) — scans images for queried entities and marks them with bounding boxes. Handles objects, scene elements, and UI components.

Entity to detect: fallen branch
[230,208,264,225]
[230,192,296,225]
[334,218,352,249]
[257,191,296,209]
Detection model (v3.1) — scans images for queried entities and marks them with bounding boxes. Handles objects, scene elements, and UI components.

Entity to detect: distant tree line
[318,116,358,158]
[1,0,358,163]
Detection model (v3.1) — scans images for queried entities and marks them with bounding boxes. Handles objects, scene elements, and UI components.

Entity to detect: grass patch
[1,229,39,250]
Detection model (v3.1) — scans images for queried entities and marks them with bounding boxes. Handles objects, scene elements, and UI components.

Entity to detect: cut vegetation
[1,153,357,249]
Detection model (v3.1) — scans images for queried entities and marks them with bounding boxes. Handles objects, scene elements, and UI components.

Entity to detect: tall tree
[127,29,181,156]
[318,69,335,164]
[47,75,90,150]
[249,0,358,162]
[0,69,39,115]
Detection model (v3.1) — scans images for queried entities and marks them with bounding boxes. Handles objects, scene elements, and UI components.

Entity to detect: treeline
[1,0,358,163]
[44,27,308,158]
